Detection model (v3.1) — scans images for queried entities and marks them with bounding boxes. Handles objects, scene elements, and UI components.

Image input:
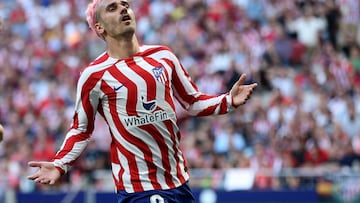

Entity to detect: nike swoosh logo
[114,84,125,92]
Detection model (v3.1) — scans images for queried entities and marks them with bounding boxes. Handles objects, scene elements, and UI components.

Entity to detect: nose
[120,7,128,15]
[119,4,128,15]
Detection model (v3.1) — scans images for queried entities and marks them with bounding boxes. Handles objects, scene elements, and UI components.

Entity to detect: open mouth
[121,15,131,22]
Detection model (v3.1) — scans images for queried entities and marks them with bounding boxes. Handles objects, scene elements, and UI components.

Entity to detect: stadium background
[1,0,360,202]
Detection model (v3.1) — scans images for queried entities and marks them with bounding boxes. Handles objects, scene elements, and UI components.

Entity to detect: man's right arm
[52,69,101,174]
[28,69,101,183]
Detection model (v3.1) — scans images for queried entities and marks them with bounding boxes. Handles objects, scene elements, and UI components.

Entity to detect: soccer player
[27,0,257,202]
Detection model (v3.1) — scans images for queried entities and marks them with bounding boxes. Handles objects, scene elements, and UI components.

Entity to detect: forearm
[175,92,235,116]
[53,128,91,174]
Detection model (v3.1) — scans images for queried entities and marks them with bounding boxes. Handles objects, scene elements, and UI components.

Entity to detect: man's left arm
[168,50,257,116]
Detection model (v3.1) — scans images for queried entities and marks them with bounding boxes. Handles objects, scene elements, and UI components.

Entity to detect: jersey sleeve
[167,48,235,116]
[52,69,101,174]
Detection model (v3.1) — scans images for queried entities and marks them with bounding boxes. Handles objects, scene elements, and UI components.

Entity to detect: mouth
[121,15,131,22]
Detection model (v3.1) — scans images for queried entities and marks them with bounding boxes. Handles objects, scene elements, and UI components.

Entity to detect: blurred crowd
[1,0,360,195]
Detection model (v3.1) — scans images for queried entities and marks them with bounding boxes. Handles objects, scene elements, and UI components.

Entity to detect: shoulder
[88,52,111,68]
[140,45,179,63]
[79,52,116,81]
[140,44,174,55]
[81,52,117,74]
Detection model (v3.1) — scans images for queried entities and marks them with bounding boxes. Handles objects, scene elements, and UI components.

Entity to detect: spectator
[286,4,327,62]
[303,139,329,167]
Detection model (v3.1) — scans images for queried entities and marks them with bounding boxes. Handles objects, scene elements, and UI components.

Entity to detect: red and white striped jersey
[53,45,235,193]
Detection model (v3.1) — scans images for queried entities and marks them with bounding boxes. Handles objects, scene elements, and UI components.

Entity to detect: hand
[230,74,257,107]
[27,161,61,185]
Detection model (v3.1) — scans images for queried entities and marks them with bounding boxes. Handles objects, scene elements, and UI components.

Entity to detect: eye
[107,3,117,11]
[121,1,130,8]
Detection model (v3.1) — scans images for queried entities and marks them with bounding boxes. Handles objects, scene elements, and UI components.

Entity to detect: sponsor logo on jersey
[122,96,173,128]
[142,96,157,112]
[123,110,171,128]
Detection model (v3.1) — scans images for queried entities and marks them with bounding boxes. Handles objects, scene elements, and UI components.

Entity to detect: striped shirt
[53,45,235,193]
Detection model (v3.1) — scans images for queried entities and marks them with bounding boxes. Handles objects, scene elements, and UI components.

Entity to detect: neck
[106,35,140,59]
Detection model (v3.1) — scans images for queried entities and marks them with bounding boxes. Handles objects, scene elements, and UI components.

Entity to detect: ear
[95,23,105,35]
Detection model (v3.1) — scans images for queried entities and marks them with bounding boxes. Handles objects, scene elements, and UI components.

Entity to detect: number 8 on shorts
[150,194,165,203]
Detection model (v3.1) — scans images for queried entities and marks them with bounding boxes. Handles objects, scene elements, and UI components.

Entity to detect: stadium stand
[0,0,360,202]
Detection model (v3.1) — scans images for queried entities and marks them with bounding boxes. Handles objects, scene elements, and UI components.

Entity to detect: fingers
[33,177,52,184]
[241,83,258,93]
[28,173,55,185]
[231,74,249,97]
[247,83,258,93]
[27,161,47,181]
[39,179,51,184]
[27,174,38,180]
[235,74,247,86]
[27,170,42,180]
[246,84,257,95]
[49,179,56,185]
[28,161,44,168]
[249,83,258,89]
[234,74,258,89]
[27,161,58,185]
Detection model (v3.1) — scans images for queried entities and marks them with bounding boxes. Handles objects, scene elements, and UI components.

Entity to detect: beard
[102,19,136,40]
[119,26,136,39]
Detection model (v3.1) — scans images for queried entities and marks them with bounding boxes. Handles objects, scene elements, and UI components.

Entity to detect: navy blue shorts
[116,183,195,203]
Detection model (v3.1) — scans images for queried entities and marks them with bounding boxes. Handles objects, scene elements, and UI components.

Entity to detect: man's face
[95,0,136,38]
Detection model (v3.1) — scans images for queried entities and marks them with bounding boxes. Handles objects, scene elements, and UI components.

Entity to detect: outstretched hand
[27,161,61,185]
[230,74,257,107]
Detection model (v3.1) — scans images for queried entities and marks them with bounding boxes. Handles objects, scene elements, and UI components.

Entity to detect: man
[27,0,257,202]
